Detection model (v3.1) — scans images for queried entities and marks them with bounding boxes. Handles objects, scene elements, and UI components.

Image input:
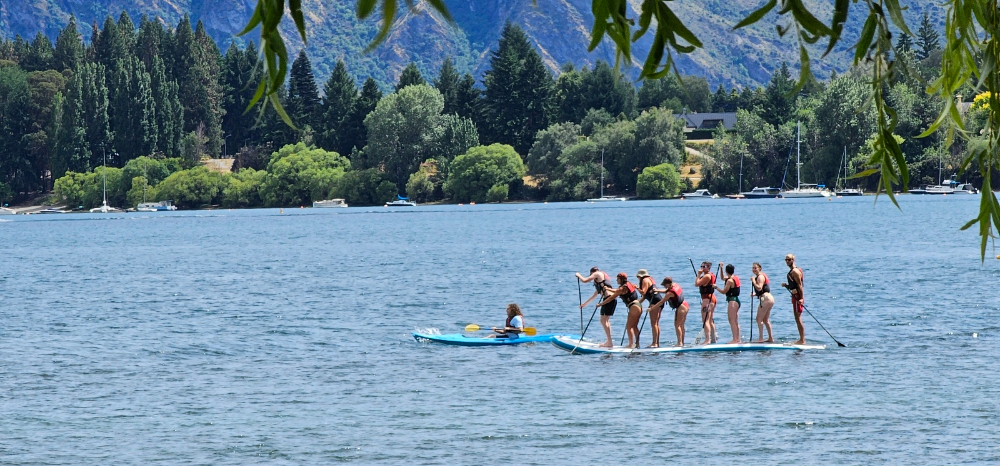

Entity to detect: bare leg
[626,306,641,347]
[793,308,805,345]
[674,305,688,346]
[755,295,774,342]
[727,300,741,344]
[600,315,613,347]
[648,307,661,347]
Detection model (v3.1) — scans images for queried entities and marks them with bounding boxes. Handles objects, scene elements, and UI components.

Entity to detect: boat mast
[102,147,108,208]
[600,148,605,197]
[796,122,801,190]
[738,150,744,194]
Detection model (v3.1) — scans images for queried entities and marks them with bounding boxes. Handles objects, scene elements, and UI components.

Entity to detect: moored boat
[680,189,719,200]
[551,335,825,354]
[413,332,579,346]
[0,207,16,215]
[136,200,178,212]
[835,188,864,196]
[313,198,348,208]
[741,187,781,199]
[780,122,831,198]
[386,199,416,207]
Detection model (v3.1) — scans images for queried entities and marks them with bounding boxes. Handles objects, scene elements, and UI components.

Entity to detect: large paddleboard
[551,335,825,354]
[413,332,581,346]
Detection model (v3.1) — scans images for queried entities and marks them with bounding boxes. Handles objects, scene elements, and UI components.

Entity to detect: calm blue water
[1,196,998,464]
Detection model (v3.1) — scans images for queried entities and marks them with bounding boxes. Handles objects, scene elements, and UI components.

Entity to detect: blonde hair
[785,254,795,261]
[506,303,522,317]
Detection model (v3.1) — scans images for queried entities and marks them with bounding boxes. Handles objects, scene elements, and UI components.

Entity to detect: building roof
[673,112,738,132]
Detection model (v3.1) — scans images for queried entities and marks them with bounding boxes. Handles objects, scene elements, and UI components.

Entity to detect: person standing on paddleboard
[636,269,664,348]
[781,254,806,345]
[751,262,775,343]
[696,261,719,344]
[598,272,643,348]
[647,277,689,346]
[577,267,617,348]
[715,263,742,344]
[487,303,524,339]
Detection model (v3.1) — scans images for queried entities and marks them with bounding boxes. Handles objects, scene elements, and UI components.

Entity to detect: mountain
[0,0,944,89]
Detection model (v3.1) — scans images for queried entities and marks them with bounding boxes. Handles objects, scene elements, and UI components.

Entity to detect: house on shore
[673,111,738,140]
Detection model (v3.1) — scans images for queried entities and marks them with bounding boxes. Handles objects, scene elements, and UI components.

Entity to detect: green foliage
[317,60,358,156]
[261,142,351,207]
[636,163,681,199]
[405,159,446,203]
[527,122,581,176]
[444,144,525,203]
[485,184,508,203]
[222,167,267,208]
[335,168,396,206]
[287,50,321,132]
[154,166,226,209]
[363,84,445,188]
[396,62,425,90]
[126,176,152,208]
[52,166,124,209]
[915,12,940,61]
[546,139,601,201]
[121,156,182,193]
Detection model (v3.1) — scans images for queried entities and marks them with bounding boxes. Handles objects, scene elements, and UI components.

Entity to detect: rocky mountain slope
[0,0,943,88]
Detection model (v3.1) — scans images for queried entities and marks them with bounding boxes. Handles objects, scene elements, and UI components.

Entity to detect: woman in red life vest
[695,261,718,344]
[598,272,643,348]
[576,267,617,348]
[487,303,525,338]
[715,263,742,344]
[647,276,689,346]
[635,269,664,347]
[781,254,806,345]
[750,262,775,342]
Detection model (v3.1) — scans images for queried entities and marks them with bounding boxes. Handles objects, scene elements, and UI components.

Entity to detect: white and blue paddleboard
[551,335,825,354]
[413,332,581,347]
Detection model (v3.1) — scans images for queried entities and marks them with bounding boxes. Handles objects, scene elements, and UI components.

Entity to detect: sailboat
[780,122,830,198]
[910,153,954,194]
[587,149,626,202]
[90,148,122,213]
[835,147,863,196]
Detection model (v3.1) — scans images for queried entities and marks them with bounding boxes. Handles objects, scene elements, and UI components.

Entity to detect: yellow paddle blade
[465,324,482,332]
[523,327,537,336]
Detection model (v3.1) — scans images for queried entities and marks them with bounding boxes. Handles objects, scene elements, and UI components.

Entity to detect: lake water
[1,195,998,464]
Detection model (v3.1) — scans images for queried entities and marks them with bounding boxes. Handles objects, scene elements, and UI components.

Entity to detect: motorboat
[136,200,178,212]
[952,182,978,194]
[680,189,719,200]
[835,188,864,196]
[910,185,955,195]
[386,196,416,207]
[586,148,627,202]
[313,198,348,208]
[0,206,15,215]
[780,123,831,198]
[741,187,781,199]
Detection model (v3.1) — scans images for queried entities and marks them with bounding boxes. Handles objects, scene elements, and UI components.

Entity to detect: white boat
[741,187,781,199]
[385,198,416,207]
[586,148,627,202]
[834,147,864,196]
[780,122,831,198]
[312,198,348,208]
[90,149,121,213]
[136,200,178,212]
[952,182,978,194]
[551,335,825,354]
[910,185,955,195]
[680,189,719,200]
[0,207,16,215]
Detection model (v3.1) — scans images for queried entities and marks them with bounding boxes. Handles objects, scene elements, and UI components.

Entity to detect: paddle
[571,304,601,354]
[801,304,846,347]
[577,277,584,334]
[464,324,537,336]
[689,258,707,344]
[750,284,755,343]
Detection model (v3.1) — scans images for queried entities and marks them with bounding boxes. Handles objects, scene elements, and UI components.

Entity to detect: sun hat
[636,269,650,278]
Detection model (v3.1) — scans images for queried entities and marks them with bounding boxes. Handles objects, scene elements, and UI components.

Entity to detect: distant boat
[587,148,627,202]
[313,198,348,208]
[136,200,177,212]
[386,195,416,207]
[741,187,781,199]
[951,182,978,194]
[780,122,831,198]
[37,208,69,214]
[911,154,960,195]
[0,206,15,215]
[91,148,121,213]
[835,147,864,196]
[680,189,719,200]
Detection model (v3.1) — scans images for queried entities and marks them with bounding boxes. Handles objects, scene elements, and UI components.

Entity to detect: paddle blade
[523,327,537,336]
[465,324,481,332]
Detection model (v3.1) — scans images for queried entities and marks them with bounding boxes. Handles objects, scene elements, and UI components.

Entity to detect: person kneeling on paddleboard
[577,267,617,348]
[488,303,525,339]
[598,273,643,348]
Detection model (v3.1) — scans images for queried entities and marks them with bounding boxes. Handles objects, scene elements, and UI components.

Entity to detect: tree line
[1,12,989,209]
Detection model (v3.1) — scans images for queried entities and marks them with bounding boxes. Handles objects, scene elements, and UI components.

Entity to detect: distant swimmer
[695,261,718,344]
[781,254,806,344]
[577,267,617,348]
[750,262,774,343]
[715,263,741,344]
[487,303,525,339]
[598,272,642,348]
[636,269,664,347]
[647,277,689,346]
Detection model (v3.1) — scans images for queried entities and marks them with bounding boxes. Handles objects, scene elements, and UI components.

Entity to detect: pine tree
[53,15,84,72]
[896,33,914,54]
[194,21,225,156]
[149,56,183,156]
[287,50,321,131]
[454,73,481,124]
[94,16,118,73]
[54,69,89,177]
[318,59,357,155]
[764,61,795,126]
[396,62,425,91]
[711,84,729,112]
[482,23,553,154]
[222,42,259,153]
[116,11,137,59]
[136,15,165,71]
[434,58,460,114]
[110,56,156,163]
[80,62,111,169]
[22,32,54,72]
[582,61,635,119]
[344,77,382,158]
[916,12,940,60]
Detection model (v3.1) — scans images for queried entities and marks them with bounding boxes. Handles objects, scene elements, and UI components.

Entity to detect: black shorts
[600,300,617,316]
